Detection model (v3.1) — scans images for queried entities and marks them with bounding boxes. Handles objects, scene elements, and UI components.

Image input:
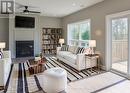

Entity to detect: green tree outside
[81,30,89,40]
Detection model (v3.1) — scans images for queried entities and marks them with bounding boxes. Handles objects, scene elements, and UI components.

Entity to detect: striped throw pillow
[76,47,85,54]
[61,45,69,51]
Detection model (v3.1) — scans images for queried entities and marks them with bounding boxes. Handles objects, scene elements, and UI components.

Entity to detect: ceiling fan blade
[15,2,41,14]
[15,2,37,9]
[29,11,41,13]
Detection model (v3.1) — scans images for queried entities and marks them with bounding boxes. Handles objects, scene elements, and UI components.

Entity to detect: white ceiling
[15,0,104,17]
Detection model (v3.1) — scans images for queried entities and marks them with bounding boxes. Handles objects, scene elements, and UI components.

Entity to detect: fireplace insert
[16,41,34,58]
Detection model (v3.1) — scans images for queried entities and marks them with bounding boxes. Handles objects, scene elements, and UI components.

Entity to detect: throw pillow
[68,46,78,54]
[84,48,91,54]
[61,45,69,51]
[76,47,85,54]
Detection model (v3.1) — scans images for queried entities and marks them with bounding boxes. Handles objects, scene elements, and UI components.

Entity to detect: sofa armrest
[76,53,85,70]
[56,47,61,54]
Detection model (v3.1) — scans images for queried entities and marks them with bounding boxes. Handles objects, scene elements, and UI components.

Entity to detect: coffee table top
[28,57,47,66]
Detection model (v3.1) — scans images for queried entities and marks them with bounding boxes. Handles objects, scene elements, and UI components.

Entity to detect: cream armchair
[0,51,12,88]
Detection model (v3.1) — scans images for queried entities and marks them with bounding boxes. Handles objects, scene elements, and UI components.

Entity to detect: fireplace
[16,41,34,58]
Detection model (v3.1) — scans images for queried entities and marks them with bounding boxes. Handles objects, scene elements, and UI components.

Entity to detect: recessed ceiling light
[72,3,76,6]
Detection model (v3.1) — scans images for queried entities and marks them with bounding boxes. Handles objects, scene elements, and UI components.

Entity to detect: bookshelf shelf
[42,28,62,55]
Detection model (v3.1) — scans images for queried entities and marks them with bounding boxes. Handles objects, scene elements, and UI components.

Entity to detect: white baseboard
[100,65,107,71]
[111,70,128,79]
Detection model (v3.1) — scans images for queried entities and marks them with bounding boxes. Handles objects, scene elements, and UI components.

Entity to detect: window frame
[67,19,91,47]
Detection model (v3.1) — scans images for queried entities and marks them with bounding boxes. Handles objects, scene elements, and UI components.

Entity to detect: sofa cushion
[63,53,77,65]
[57,51,71,57]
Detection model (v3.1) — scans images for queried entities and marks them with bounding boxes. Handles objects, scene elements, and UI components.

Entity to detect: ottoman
[43,67,67,93]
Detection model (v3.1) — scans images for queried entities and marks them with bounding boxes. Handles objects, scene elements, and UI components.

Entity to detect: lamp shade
[89,40,96,47]
[59,39,64,44]
[0,42,6,48]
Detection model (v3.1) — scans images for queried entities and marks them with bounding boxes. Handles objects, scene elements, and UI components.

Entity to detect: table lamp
[0,42,6,59]
[89,40,96,55]
[59,39,64,47]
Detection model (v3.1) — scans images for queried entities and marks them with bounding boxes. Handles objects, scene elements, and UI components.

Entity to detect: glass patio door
[111,17,128,73]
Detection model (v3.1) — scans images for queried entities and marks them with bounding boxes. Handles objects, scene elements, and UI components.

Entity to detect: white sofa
[0,51,12,88]
[57,46,97,71]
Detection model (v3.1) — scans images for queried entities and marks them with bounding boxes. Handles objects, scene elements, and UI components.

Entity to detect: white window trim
[68,19,91,25]
[67,19,91,47]
[106,10,130,78]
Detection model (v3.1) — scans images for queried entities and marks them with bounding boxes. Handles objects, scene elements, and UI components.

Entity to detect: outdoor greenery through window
[112,18,128,40]
[68,19,90,47]
[112,18,128,62]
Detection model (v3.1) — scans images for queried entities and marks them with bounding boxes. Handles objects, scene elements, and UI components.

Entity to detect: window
[111,18,128,73]
[112,18,128,40]
[68,19,91,47]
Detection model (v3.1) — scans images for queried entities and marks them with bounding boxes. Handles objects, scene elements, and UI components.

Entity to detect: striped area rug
[6,63,44,93]
[46,57,101,82]
[5,57,102,93]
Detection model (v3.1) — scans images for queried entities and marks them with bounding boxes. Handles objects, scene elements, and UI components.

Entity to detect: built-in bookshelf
[42,28,62,55]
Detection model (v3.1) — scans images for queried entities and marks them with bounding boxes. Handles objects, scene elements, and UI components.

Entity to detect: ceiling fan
[22,6,41,14]
[15,2,41,14]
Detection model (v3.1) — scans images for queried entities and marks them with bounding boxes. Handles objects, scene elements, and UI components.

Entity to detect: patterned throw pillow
[84,48,91,54]
[61,45,69,51]
[76,47,85,54]
[68,46,78,54]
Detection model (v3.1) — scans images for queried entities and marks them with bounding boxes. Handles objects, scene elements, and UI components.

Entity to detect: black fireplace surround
[16,41,34,58]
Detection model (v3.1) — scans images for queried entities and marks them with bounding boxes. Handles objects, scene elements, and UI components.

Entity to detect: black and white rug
[46,57,101,82]
[5,57,103,93]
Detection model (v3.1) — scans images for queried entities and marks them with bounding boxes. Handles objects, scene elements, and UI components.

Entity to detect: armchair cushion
[3,51,11,58]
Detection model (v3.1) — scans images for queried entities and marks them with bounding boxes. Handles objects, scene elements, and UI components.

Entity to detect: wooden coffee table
[28,57,47,75]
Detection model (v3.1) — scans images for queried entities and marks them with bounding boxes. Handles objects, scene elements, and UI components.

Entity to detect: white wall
[62,0,130,68]
[39,16,61,28]
[39,16,62,52]
[9,14,61,58]
[0,18,9,49]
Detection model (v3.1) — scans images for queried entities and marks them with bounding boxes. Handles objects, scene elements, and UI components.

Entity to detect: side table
[85,54,100,72]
